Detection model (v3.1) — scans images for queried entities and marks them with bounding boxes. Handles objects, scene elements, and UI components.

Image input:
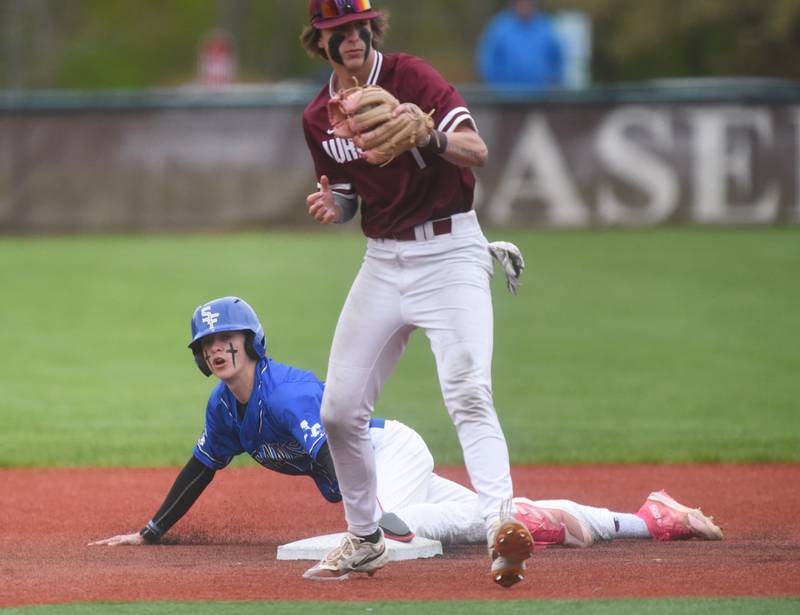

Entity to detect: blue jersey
[193,357,339,501]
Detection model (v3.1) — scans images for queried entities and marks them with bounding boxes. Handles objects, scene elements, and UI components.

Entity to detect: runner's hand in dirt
[88,532,145,546]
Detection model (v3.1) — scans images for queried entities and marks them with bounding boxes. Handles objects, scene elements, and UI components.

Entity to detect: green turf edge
[2,599,799,615]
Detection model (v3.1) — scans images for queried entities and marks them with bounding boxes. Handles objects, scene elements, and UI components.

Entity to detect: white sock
[612,512,650,538]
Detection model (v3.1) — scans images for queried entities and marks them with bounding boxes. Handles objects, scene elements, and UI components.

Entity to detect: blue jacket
[477,10,564,88]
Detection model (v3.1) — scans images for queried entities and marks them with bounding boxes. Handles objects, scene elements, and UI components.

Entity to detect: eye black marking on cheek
[226,342,238,367]
[328,32,346,65]
[358,27,372,61]
[204,351,211,367]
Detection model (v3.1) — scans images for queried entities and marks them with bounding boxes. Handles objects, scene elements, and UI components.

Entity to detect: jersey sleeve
[193,393,244,470]
[400,57,477,135]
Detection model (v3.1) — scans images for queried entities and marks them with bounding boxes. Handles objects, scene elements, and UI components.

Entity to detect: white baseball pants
[371,421,623,545]
[321,210,514,537]
[371,420,486,544]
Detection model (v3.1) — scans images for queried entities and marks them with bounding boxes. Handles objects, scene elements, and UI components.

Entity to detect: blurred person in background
[197,29,237,87]
[477,0,565,89]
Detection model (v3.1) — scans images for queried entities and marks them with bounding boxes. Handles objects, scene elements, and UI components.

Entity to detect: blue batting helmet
[188,296,267,376]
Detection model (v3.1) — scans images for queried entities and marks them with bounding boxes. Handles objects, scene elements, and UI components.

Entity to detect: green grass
[2,599,799,615]
[1,227,798,467]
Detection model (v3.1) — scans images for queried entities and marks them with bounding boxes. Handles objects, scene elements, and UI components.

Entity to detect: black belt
[389,217,452,241]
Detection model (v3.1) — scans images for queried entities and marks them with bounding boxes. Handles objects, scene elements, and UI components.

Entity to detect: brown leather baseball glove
[328,83,435,166]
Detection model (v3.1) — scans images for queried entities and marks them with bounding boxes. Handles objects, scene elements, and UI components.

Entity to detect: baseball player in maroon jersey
[299,0,533,586]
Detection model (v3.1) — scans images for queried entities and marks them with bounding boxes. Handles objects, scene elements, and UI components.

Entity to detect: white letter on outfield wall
[487,115,589,226]
[689,107,780,224]
[596,106,678,225]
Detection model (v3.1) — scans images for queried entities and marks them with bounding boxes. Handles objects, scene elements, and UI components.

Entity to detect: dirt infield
[1,464,798,607]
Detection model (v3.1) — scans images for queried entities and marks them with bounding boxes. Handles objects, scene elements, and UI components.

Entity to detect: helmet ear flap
[191,343,212,377]
[244,331,260,361]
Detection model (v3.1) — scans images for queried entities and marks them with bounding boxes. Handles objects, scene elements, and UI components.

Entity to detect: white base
[277,532,443,561]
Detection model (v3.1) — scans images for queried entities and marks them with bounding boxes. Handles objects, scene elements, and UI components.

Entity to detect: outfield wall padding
[1,84,799,233]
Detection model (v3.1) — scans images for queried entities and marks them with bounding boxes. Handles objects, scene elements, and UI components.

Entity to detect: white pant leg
[402,212,514,528]
[321,258,414,536]
[426,472,480,506]
[394,501,487,544]
[394,473,485,544]
[325,211,514,536]
[527,499,618,543]
[373,421,484,544]
[372,420,434,512]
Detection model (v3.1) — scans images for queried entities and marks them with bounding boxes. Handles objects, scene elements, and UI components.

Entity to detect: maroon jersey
[302,52,477,239]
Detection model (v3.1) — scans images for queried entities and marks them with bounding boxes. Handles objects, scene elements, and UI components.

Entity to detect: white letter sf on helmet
[188,296,267,376]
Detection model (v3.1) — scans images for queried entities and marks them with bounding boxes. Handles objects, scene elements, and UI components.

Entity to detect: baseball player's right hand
[88,532,145,546]
[306,175,340,224]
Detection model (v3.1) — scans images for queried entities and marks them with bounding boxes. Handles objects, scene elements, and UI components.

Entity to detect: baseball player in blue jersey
[86,296,426,548]
[87,296,390,547]
[89,296,723,564]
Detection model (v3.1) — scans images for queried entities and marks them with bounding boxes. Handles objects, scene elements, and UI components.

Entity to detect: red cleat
[637,490,723,541]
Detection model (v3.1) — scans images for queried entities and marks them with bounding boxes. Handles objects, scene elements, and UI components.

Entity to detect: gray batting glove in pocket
[488,241,525,295]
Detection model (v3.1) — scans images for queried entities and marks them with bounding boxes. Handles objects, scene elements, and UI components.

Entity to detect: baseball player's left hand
[306,175,340,224]
[88,532,145,546]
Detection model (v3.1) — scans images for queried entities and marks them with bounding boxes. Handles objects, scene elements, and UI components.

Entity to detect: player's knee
[320,403,347,435]
[320,394,364,437]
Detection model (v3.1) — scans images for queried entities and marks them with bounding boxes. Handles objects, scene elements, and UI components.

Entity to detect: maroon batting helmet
[308,0,379,29]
